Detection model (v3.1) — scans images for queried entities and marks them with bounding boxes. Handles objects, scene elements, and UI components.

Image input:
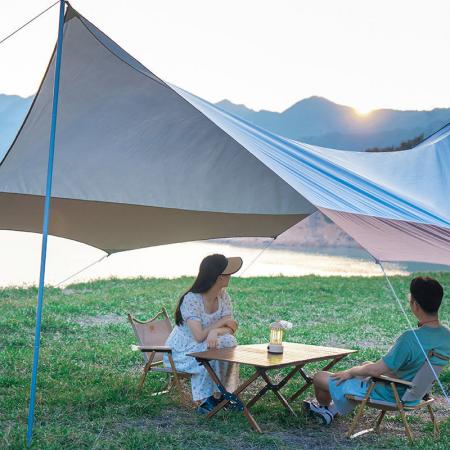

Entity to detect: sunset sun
[354,106,373,116]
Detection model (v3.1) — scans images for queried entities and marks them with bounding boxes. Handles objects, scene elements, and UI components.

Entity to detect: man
[304,276,450,425]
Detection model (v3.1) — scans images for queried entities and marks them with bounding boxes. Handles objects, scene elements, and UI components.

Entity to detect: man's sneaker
[303,400,334,425]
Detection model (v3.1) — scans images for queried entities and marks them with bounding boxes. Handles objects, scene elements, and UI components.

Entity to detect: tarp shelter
[1,3,449,444]
[1,4,449,264]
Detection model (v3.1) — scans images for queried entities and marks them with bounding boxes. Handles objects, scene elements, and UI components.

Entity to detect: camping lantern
[268,321,293,354]
[268,325,284,353]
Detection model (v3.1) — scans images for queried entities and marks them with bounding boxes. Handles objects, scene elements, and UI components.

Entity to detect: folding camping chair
[345,350,449,443]
[128,308,191,402]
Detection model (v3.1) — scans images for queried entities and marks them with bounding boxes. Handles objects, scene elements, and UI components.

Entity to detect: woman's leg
[215,334,239,394]
[191,367,217,402]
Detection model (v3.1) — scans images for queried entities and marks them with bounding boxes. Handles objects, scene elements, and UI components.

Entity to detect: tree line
[365,134,424,152]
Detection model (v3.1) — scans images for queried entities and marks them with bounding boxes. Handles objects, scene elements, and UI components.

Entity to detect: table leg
[319,355,346,372]
[246,366,301,411]
[245,380,270,409]
[200,360,263,433]
[288,368,313,402]
[259,370,298,417]
[289,355,345,402]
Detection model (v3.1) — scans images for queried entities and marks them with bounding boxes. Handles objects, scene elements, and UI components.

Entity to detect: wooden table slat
[189,342,355,368]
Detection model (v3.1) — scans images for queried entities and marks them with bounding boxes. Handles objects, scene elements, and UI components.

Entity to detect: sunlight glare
[354,106,373,117]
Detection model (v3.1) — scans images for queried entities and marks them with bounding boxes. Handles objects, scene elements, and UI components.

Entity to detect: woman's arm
[201,316,238,333]
[209,316,238,333]
[212,292,238,334]
[205,326,235,348]
[186,318,233,343]
[186,319,237,345]
[186,320,212,343]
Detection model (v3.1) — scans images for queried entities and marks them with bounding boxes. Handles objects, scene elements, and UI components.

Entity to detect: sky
[1,0,449,114]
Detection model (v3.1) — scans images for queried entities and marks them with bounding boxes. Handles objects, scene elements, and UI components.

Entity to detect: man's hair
[410,277,444,314]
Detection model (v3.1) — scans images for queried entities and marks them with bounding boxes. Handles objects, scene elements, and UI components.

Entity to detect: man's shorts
[328,376,371,415]
[328,375,419,415]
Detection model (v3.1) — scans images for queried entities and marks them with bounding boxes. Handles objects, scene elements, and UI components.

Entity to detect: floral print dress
[163,290,239,401]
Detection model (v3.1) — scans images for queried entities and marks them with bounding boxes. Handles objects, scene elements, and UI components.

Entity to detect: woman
[164,254,243,413]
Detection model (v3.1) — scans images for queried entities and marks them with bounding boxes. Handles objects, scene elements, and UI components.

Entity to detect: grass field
[1,275,449,449]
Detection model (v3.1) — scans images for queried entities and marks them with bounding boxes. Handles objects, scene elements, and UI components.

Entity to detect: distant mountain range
[1,93,449,159]
[216,96,450,151]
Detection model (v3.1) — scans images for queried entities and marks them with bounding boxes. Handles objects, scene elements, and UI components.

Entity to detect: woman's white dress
[163,290,239,401]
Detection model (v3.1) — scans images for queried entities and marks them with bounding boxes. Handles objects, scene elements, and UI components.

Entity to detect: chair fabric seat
[345,394,399,411]
[345,394,435,411]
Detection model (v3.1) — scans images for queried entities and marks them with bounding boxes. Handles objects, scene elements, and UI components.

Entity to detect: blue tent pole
[26,0,65,446]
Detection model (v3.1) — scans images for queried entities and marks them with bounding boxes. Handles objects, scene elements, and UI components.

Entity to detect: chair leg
[391,382,414,444]
[165,375,184,395]
[167,353,189,404]
[347,382,375,438]
[427,404,439,439]
[137,352,156,391]
[374,410,386,433]
[398,409,414,444]
[166,375,175,392]
[346,401,367,438]
[138,370,147,390]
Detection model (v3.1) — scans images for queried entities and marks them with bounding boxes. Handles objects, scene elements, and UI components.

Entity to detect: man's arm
[331,360,393,385]
[332,331,412,385]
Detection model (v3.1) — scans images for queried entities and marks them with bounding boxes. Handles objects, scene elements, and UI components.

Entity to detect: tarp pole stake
[26,1,66,446]
[377,260,449,406]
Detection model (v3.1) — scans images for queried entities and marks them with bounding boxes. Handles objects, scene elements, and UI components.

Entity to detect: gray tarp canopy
[0,6,314,253]
[1,5,449,264]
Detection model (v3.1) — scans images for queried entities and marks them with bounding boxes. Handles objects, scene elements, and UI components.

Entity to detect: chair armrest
[371,374,413,387]
[134,345,172,353]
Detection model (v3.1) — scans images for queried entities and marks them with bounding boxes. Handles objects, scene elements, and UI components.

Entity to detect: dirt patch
[270,428,359,449]
[354,339,390,351]
[119,416,174,430]
[115,407,193,433]
[74,313,124,326]
[62,288,93,296]
[324,335,390,352]
[324,335,352,349]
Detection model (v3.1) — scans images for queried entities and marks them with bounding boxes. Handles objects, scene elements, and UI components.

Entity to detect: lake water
[0,231,447,288]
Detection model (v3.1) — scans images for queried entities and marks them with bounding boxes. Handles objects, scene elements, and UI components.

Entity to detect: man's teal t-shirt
[373,325,450,403]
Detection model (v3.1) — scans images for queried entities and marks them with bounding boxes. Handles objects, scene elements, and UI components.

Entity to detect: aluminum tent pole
[26,0,66,446]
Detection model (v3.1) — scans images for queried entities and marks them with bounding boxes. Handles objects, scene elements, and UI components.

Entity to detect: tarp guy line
[0,1,59,46]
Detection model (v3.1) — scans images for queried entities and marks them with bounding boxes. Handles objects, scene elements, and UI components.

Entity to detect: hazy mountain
[2,93,449,158]
[216,97,450,151]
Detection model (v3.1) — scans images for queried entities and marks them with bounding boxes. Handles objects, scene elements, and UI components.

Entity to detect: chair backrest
[401,350,449,402]
[128,308,173,363]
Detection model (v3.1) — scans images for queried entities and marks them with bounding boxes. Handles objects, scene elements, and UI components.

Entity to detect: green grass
[1,275,449,449]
